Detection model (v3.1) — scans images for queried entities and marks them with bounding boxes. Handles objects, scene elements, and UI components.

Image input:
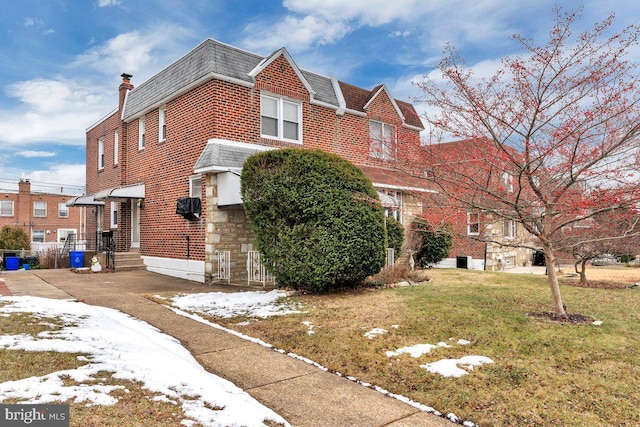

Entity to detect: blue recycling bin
[70,251,84,268]
[5,256,19,271]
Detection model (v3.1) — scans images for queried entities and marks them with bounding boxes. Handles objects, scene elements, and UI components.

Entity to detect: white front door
[131,201,140,248]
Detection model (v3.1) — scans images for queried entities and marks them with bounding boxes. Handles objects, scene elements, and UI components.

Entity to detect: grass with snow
[169,268,640,427]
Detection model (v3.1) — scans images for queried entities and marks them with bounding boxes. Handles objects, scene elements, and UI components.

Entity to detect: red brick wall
[86,54,423,263]
[0,181,83,245]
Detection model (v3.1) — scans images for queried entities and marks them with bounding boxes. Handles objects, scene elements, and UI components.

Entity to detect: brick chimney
[18,178,30,194]
[119,73,134,112]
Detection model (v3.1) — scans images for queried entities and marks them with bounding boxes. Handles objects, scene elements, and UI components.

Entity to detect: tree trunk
[543,245,567,317]
[575,259,588,286]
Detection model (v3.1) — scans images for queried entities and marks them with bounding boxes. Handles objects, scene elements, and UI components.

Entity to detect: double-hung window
[98,137,105,170]
[32,230,45,243]
[34,201,47,217]
[260,94,301,143]
[190,175,202,199]
[58,203,69,218]
[369,120,396,160]
[467,212,480,236]
[159,107,166,142]
[138,117,145,150]
[0,200,14,216]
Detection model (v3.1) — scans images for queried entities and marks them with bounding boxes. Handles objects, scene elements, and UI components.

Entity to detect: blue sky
[0,0,638,195]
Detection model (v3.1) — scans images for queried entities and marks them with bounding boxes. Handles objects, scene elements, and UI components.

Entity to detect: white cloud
[242,15,350,53]
[72,26,192,81]
[389,30,411,38]
[96,0,121,7]
[27,164,86,195]
[24,17,43,27]
[16,151,56,158]
[0,78,110,146]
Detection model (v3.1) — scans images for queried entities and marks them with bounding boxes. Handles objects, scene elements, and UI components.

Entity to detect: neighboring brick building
[420,139,536,271]
[73,38,432,283]
[1,179,84,248]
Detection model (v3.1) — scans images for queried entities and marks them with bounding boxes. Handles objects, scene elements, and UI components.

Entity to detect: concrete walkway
[0,269,452,427]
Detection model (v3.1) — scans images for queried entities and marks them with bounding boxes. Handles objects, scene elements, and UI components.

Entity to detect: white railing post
[215,250,230,284]
[247,250,273,287]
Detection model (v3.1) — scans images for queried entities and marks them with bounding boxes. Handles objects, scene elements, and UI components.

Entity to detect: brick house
[420,139,535,270]
[1,179,84,249]
[73,38,432,283]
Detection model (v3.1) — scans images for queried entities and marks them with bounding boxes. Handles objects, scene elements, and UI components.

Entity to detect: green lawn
[211,269,640,426]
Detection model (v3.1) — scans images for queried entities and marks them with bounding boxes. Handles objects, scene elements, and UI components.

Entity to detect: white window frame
[58,202,69,218]
[159,107,166,142]
[31,230,45,243]
[114,130,119,165]
[190,175,202,199]
[33,201,47,218]
[110,202,118,228]
[369,120,396,160]
[380,190,402,223]
[57,228,77,244]
[467,212,480,236]
[138,117,145,150]
[98,137,105,170]
[503,219,516,239]
[502,172,514,193]
[260,94,302,143]
[0,200,14,216]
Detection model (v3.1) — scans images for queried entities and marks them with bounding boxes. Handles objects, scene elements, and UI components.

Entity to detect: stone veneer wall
[204,174,256,284]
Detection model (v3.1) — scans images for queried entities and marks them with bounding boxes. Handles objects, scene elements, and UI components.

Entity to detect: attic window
[260,94,301,143]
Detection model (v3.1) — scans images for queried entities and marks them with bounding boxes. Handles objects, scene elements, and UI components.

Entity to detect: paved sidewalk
[0,269,452,427]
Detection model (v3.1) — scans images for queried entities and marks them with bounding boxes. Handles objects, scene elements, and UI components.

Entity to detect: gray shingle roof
[121,38,423,130]
[194,141,269,172]
[122,39,339,120]
[123,39,264,120]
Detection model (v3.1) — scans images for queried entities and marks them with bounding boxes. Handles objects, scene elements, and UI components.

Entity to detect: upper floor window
[34,201,47,217]
[159,107,166,142]
[98,137,105,170]
[260,94,301,143]
[58,203,69,218]
[190,175,202,199]
[138,117,145,150]
[0,200,14,216]
[502,172,514,193]
[467,212,480,236]
[369,120,396,160]
[114,130,119,165]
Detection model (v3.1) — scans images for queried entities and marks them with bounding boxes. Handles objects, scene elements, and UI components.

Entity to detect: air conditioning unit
[176,197,201,220]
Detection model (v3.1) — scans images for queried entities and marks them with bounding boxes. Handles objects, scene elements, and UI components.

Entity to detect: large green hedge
[241,148,386,292]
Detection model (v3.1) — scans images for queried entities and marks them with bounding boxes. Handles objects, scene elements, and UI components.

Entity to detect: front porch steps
[114,251,146,271]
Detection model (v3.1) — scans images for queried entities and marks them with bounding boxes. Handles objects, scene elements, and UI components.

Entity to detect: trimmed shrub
[241,148,386,292]
[412,219,453,268]
[385,215,404,256]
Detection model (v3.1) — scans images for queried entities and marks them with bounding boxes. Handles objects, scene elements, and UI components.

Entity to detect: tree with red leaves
[415,6,640,317]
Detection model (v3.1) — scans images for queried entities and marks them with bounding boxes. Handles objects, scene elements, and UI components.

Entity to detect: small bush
[411,219,453,268]
[367,264,427,286]
[241,149,386,293]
